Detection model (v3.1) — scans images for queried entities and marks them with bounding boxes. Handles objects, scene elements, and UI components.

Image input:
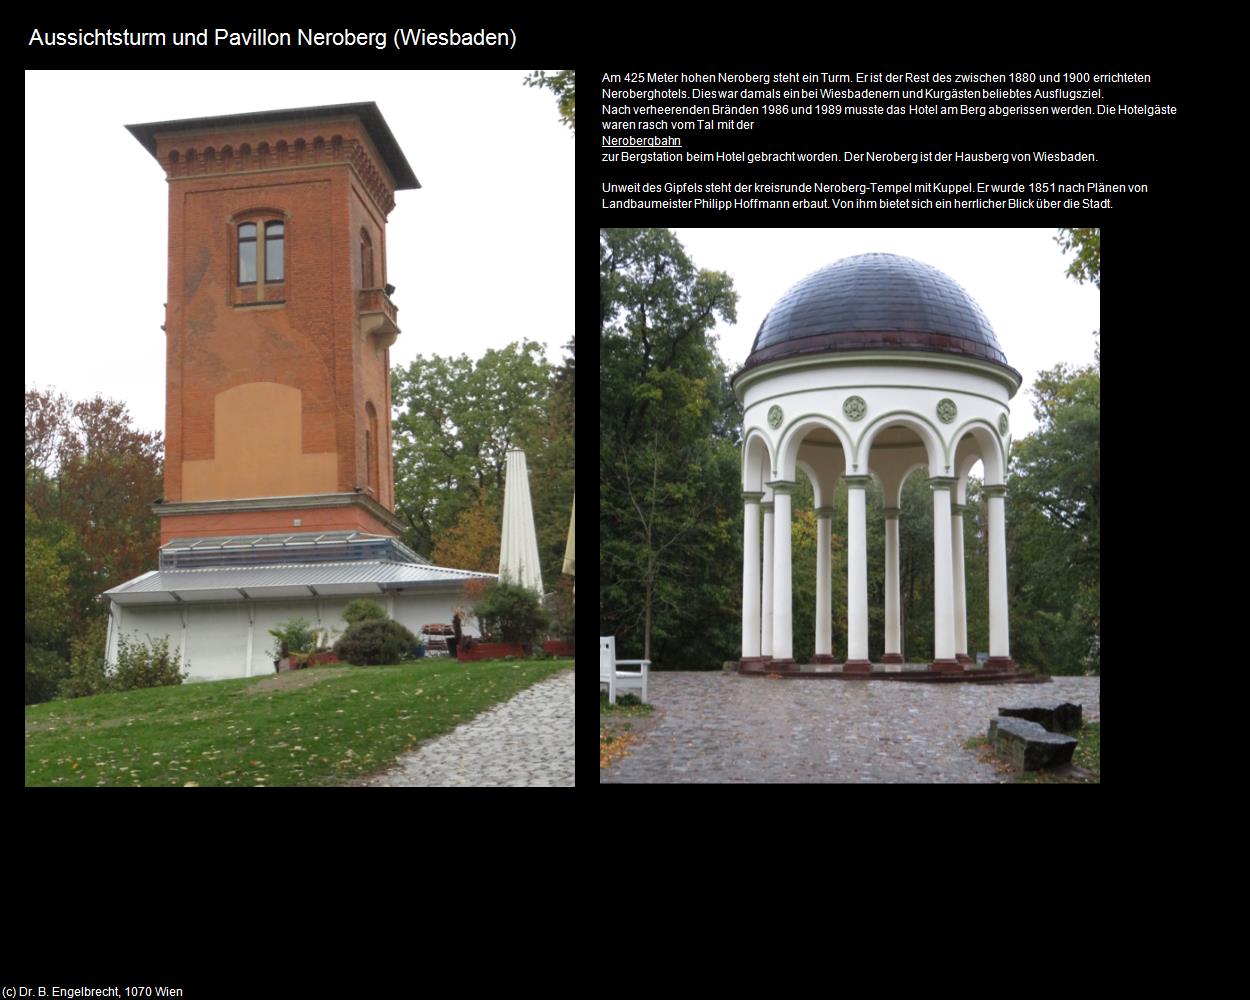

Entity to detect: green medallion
[767,405,783,429]
[937,398,957,423]
[843,396,867,421]
[998,414,1009,435]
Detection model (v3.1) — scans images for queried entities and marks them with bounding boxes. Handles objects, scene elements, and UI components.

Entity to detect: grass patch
[25,658,571,787]
[599,691,654,716]
[1017,722,1100,783]
[968,721,1100,784]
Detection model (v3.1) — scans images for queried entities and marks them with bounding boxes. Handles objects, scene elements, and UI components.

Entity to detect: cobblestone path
[600,672,1099,783]
[361,669,574,786]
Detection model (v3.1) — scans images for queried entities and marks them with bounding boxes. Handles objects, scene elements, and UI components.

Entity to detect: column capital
[742,491,765,503]
[951,503,971,516]
[882,507,901,520]
[760,501,775,513]
[983,484,1008,499]
[814,506,835,519]
[927,476,958,492]
[842,475,873,490]
[765,479,799,495]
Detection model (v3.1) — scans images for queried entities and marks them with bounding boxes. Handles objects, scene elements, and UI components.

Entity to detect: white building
[735,253,1019,675]
[105,532,493,681]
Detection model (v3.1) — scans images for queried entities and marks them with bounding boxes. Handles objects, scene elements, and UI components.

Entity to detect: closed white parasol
[499,448,544,595]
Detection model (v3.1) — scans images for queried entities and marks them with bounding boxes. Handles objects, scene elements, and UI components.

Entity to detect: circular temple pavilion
[733,253,1021,676]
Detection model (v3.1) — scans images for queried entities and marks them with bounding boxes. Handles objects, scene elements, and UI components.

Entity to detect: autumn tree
[431,489,501,573]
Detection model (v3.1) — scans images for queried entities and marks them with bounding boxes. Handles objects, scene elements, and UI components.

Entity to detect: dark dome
[743,253,1014,373]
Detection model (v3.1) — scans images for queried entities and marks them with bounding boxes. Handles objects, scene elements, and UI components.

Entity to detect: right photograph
[600,227,1100,783]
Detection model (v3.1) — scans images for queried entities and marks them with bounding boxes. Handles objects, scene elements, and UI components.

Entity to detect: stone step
[987,716,1077,771]
[998,702,1083,732]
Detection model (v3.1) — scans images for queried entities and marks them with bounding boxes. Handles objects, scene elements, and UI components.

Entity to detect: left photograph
[25,71,575,787]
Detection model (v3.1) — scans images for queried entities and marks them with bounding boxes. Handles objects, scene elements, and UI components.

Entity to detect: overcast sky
[670,227,1100,443]
[24,70,574,436]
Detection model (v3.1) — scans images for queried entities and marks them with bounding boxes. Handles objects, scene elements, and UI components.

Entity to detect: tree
[1007,356,1100,674]
[599,229,740,666]
[431,489,501,572]
[525,70,575,132]
[25,390,163,598]
[1055,228,1100,288]
[390,340,556,557]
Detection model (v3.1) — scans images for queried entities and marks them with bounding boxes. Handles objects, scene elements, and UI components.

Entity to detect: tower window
[361,228,374,289]
[238,223,257,284]
[265,222,284,282]
[234,214,287,302]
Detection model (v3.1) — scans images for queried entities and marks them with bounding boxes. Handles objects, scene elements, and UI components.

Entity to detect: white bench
[599,636,649,705]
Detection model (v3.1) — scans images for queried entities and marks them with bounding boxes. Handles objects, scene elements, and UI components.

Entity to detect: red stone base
[811,654,838,664]
[930,659,963,673]
[881,653,904,664]
[985,656,1018,671]
[956,653,974,665]
[768,659,799,672]
[738,656,770,669]
[842,660,873,674]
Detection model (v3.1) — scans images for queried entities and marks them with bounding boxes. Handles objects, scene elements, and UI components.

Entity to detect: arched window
[360,228,374,289]
[365,402,380,497]
[233,213,287,303]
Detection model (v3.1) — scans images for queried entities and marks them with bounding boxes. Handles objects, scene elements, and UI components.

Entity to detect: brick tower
[127,104,419,543]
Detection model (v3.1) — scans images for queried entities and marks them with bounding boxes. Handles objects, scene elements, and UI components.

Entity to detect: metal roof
[743,253,1016,375]
[159,530,428,570]
[104,561,496,606]
[126,102,420,190]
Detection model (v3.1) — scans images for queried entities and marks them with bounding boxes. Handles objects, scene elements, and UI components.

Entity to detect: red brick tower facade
[127,104,419,544]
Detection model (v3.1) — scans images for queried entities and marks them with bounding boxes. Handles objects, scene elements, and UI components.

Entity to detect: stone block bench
[987,716,1077,771]
[998,702,1082,733]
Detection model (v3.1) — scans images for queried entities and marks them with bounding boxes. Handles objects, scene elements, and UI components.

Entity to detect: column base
[984,656,1017,671]
[930,659,963,673]
[880,653,904,664]
[738,656,769,666]
[811,654,838,664]
[956,653,973,665]
[767,658,799,672]
[842,660,873,674]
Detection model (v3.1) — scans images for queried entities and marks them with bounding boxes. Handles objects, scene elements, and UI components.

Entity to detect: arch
[776,413,854,483]
[949,418,1006,485]
[856,409,946,477]
[741,429,774,491]
[794,459,824,507]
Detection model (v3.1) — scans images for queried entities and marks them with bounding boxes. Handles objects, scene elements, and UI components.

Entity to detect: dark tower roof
[740,253,1017,378]
[126,102,420,189]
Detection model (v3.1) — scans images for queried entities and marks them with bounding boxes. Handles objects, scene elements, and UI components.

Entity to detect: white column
[769,483,794,662]
[741,492,763,658]
[986,485,1012,661]
[883,508,901,660]
[844,476,871,666]
[760,502,774,657]
[930,478,957,666]
[814,507,833,657]
[952,503,969,660]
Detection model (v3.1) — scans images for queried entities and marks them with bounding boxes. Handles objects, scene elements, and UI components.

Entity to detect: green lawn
[25,658,572,787]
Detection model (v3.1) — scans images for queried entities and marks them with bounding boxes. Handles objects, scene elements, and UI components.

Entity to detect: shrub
[267,617,316,660]
[333,619,420,666]
[111,634,188,691]
[546,576,575,640]
[342,598,388,628]
[59,618,110,700]
[473,579,549,645]
[25,644,69,706]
